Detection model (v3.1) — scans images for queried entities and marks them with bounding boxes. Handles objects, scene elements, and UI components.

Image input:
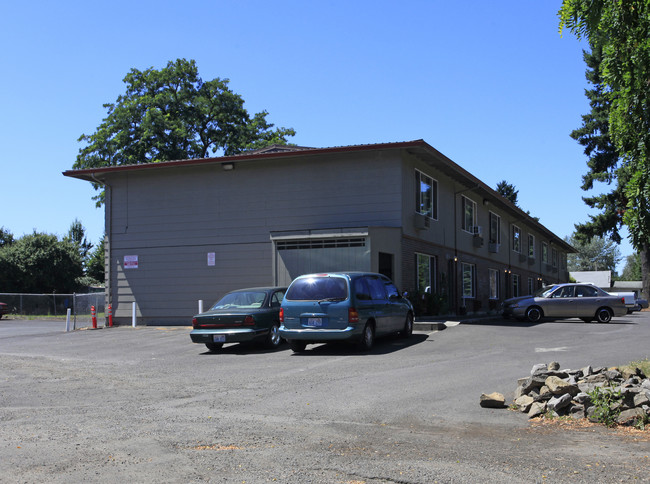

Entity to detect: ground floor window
[512,274,521,298]
[461,262,476,298]
[489,268,499,299]
[527,277,535,296]
[416,253,436,293]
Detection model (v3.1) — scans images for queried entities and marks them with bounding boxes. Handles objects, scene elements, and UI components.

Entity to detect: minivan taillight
[348,307,359,323]
[279,308,284,323]
[192,318,198,327]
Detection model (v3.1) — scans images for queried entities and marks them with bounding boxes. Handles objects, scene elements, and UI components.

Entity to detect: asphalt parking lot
[1,313,649,483]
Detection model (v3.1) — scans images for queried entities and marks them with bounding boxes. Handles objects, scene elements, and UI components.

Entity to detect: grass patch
[620,358,650,376]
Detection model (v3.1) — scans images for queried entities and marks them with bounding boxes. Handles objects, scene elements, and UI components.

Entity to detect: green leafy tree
[559,0,650,297]
[65,218,93,263]
[75,58,296,205]
[0,226,14,247]
[496,180,519,205]
[85,236,106,284]
[565,232,621,272]
[620,253,642,281]
[0,232,83,293]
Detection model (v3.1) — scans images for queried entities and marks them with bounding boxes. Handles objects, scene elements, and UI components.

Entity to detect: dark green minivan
[279,272,414,353]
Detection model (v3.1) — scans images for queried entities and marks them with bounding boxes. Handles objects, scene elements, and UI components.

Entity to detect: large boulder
[480,392,506,408]
[546,375,579,397]
[528,401,546,419]
[515,395,535,413]
[547,393,572,412]
[617,408,648,425]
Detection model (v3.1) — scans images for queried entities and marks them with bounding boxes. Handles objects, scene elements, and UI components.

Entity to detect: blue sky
[0,0,633,269]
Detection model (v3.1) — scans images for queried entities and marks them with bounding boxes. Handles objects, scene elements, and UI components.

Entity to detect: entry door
[546,285,577,318]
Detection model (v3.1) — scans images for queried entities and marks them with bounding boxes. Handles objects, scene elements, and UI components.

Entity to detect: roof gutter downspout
[90,173,111,325]
[453,183,480,314]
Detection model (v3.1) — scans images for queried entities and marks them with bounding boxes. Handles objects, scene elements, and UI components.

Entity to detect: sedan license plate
[306,317,323,327]
[213,335,226,343]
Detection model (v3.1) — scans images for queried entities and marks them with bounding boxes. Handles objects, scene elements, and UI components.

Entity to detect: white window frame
[528,234,535,258]
[415,170,438,220]
[416,253,437,293]
[527,277,535,295]
[461,262,476,298]
[462,196,477,233]
[512,225,522,253]
[489,268,500,300]
[489,212,501,244]
[512,273,521,298]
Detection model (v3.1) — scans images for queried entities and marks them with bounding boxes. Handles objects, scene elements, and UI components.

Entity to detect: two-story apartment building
[64,140,573,325]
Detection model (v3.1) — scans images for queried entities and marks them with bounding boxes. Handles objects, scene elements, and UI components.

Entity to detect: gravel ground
[1,318,649,483]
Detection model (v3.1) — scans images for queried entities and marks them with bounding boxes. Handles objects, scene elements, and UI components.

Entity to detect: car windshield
[534,285,558,298]
[210,291,267,310]
[285,276,348,301]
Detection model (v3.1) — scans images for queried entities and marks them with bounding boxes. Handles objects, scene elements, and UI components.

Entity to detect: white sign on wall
[124,255,139,269]
[207,252,216,266]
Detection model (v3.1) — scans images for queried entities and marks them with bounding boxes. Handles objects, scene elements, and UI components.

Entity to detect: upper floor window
[489,212,501,244]
[542,242,549,263]
[528,234,535,258]
[552,248,558,268]
[512,225,522,253]
[462,196,477,233]
[415,170,438,219]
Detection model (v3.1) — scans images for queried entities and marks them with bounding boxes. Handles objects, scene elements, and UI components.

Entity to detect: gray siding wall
[105,151,403,324]
[400,152,568,308]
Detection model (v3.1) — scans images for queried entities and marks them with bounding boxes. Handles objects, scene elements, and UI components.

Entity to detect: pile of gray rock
[508,362,650,426]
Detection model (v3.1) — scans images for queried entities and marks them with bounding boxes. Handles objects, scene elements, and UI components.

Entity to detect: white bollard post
[65,308,72,332]
[198,300,204,314]
[132,302,137,328]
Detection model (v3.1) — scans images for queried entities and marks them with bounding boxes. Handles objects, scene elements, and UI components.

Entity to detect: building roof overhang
[62,139,574,252]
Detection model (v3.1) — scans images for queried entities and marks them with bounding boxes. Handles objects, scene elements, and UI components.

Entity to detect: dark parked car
[0,302,8,319]
[632,297,649,312]
[502,283,627,323]
[280,272,414,352]
[190,287,287,351]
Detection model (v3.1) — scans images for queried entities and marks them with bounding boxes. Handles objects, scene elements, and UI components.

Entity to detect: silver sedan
[502,283,628,323]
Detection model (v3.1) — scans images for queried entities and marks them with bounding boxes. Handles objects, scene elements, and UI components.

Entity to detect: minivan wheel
[526,307,543,323]
[357,323,374,351]
[400,313,413,339]
[288,340,307,353]
[205,342,223,352]
[265,323,282,349]
[596,308,612,323]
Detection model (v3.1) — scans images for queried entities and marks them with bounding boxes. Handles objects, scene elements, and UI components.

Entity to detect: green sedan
[190,287,287,352]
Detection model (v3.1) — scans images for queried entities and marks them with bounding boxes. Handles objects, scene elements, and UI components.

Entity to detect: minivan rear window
[285,276,348,301]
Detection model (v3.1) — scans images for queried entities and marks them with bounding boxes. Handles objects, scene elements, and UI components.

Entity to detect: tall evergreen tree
[495,180,519,205]
[570,46,627,244]
[560,1,650,297]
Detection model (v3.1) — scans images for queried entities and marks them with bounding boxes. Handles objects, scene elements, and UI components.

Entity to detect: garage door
[272,233,370,286]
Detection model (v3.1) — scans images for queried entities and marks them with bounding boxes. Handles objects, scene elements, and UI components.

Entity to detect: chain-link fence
[0,292,105,329]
